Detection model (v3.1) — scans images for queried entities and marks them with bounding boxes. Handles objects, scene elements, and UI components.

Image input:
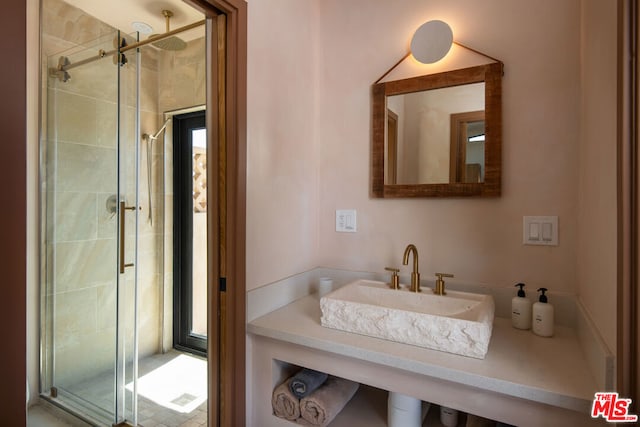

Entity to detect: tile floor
[28,402,92,427]
[30,350,207,427]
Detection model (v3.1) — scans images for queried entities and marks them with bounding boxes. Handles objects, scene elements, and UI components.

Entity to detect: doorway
[173,110,208,356]
[38,0,246,425]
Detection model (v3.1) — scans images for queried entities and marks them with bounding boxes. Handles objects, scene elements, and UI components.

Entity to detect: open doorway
[173,109,208,356]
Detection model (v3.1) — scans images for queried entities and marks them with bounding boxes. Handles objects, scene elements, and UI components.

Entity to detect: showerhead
[148,10,186,51]
[151,36,187,51]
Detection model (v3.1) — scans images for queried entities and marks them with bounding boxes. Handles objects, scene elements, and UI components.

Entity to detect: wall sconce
[410,20,453,64]
[375,19,501,84]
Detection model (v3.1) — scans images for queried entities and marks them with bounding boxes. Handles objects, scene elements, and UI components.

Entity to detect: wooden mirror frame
[371,62,503,198]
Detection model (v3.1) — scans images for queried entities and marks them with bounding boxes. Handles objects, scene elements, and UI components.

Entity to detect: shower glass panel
[40,30,140,425]
[117,31,141,425]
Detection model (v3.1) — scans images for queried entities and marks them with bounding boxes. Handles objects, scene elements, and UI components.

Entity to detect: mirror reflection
[385,83,485,185]
[450,110,485,184]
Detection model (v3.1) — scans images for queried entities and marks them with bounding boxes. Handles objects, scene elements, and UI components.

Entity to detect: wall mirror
[371,62,502,197]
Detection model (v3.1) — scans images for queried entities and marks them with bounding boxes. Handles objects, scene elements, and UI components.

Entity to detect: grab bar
[119,201,137,274]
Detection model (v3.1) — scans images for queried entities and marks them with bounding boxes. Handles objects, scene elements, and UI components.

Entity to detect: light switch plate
[336,209,357,232]
[523,216,558,246]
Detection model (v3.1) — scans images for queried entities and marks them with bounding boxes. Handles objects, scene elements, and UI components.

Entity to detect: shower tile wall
[158,37,206,111]
[42,0,206,391]
[129,46,164,359]
[42,0,163,387]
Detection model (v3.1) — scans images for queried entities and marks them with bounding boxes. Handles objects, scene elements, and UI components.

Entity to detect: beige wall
[577,0,617,354]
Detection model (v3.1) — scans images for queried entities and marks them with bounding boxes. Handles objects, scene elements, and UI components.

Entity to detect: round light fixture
[132,21,154,35]
[410,20,453,64]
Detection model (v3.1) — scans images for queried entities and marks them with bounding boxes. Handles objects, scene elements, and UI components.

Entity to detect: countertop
[248,294,598,413]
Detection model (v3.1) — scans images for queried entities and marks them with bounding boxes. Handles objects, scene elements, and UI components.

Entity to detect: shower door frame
[183,0,247,425]
[38,27,143,425]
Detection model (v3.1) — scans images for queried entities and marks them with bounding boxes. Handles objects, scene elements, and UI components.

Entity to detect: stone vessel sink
[320,279,495,359]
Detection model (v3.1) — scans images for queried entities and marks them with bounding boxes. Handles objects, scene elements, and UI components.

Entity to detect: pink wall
[246,0,320,289]
[246,0,618,357]
[578,0,617,354]
[316,0,582,291]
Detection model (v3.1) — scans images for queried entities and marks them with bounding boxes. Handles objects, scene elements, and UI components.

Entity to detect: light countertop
[248,294,598,413]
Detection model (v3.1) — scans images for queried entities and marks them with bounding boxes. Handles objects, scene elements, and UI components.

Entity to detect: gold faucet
[402,244,420,292]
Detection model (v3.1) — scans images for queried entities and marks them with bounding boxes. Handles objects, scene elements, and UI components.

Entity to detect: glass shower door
[41,30,140,425]
[116,31,141,425]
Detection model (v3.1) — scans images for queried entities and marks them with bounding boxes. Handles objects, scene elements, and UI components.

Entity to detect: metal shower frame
[48,18,205,81]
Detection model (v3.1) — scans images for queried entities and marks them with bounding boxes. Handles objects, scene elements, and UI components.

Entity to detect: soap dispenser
[532,288,554,337]
[511,283,532,330]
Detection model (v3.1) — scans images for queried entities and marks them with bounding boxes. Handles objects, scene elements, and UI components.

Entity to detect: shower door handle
[119,201,137,274]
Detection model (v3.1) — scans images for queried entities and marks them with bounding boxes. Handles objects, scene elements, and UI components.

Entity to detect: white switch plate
[523,216,558,246]
[336,209,357,232]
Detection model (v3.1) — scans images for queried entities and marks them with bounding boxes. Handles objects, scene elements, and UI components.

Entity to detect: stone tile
[96,283,117,330]
[140,67,160,113]
[62,51,119,102]
[139,408,155,418]
[41,0,116,46]
[157,38,205,113]
[54,239,117,291]
[54,191,97,242]
[120,62,139,109]
[96,192,118,239]
[96,100,118,148]
[28,403,91,427]
[51,91,97,145]
[56,142,117,193]
[53,288,97,339]
[48,351,208,425]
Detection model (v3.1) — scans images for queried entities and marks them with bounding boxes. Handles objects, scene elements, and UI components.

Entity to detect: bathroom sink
[320,279,494,359]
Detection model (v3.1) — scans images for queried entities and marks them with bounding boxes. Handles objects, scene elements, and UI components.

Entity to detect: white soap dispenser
[511,283,532,330]
[532,288,554,337]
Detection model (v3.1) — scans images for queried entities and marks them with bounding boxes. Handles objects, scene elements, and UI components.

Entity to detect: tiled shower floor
[58,350,207,427]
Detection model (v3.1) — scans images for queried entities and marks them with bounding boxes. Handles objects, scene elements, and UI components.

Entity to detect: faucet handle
[385,267,400,290]
[434,273,454,295]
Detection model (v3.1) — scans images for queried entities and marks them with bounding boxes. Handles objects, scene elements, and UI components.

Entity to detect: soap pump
[511,283,532,330]
[532,288,554,337]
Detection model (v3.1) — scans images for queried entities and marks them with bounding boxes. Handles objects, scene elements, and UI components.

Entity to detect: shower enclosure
[39,18,180,423]
[39,0,215,423]
[41,28,146,424]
